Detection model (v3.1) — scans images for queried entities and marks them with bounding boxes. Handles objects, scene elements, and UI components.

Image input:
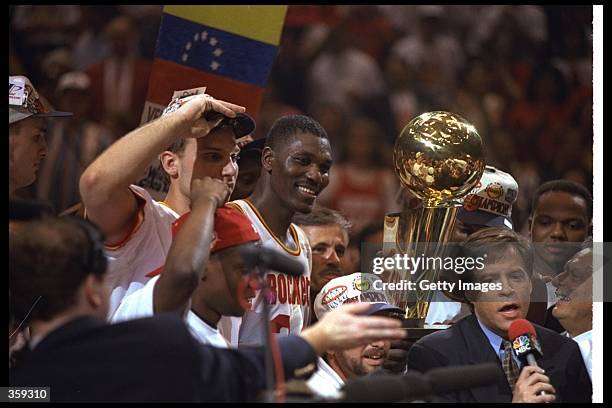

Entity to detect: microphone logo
[512,335,531,355]
[511,333,543,360]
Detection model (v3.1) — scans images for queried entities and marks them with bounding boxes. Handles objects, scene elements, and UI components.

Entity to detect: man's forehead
[479,247,527,270]
[283,133,331,155]
[302,224,348,244]
[19,116,47,130]
[536,191,589,217]
[198,128,237,149]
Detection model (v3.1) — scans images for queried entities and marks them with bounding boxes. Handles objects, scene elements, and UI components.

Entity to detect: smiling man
[306,273,403,399]
[407,227,591,403]
[552,240,593,380]
[227,115,333,346]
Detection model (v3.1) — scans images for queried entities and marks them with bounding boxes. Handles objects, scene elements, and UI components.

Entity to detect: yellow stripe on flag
[164,5,287,46]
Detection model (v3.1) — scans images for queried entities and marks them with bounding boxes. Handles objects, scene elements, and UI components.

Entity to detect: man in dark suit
[407,227,591,403]
[9,216,406,402]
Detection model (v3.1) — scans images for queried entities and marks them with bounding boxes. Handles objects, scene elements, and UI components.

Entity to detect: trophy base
[400,318,448,342]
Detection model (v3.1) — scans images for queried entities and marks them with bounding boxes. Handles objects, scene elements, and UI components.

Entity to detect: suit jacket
[10,314,317,402]
[407,314,592,403]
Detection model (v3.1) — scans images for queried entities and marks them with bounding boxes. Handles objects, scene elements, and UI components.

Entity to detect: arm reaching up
[79,94,245,244]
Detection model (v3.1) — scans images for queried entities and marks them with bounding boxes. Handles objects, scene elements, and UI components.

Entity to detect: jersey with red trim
[225,199,312,347]
[104,184,179,318]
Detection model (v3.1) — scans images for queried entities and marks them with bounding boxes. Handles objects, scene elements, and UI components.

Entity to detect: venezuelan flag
[142,5,287,123]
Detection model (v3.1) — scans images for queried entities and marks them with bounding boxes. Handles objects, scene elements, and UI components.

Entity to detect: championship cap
[146,205,260,277]
[314,273,402,320]
[457,165,519,229]
[9,75,73,125]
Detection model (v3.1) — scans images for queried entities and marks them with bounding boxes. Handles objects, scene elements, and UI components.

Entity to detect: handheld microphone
[341,362,500,402]
[508,319,548,397]
[239,244,305,277]
[508,319,543,368]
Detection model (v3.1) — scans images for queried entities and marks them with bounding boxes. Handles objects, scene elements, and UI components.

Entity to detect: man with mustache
[529,180,592,331]
[551,239,593,381]
[80,90,253,317]
[293,205,352,325]
[226,115,333,347]
[306,273,403,399]
[407,227,591,402]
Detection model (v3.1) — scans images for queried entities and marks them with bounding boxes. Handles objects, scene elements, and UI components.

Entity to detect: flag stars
[210,61,220,71]
[209,37,218,46]
[194,33,199,42]
[185,42,192,51]
[182,53,189,63]
[213,48,223,57]
[201,31,208,40]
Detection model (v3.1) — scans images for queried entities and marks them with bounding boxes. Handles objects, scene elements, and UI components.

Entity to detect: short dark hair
[9,197,54,221]
[292,205,351,233]
[461,227,534,280]
[531,179,592,220]
[166,138,187,155]
[265,114,328,152]
[9,217,107,323]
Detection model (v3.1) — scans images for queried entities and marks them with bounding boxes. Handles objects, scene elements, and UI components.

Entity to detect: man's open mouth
[363,349,386,365]
[498,303,520,317]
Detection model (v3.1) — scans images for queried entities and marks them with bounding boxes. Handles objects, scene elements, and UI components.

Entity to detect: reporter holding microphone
[406,228,591,403]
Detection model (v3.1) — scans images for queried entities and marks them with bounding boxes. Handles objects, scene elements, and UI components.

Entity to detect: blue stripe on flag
[155,13,278,88]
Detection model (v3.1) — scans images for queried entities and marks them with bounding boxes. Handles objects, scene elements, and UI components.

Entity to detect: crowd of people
[9,5,595,403]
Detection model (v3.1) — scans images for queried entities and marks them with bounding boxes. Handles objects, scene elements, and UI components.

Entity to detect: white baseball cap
[457,165,519,229]
[9,75,72,125]
[314,273,402,320]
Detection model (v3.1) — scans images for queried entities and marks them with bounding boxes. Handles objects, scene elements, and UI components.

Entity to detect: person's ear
[261,147,274,173]
[83,274,104,309]
[160,151,180,179]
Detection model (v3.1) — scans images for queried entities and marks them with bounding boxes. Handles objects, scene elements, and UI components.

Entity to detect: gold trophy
[383,111,485,329]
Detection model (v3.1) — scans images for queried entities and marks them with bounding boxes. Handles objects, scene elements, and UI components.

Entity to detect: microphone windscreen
[342,373,427,402]
[427,362,501,394]
[508,318,537,340]
[239,244,305,277]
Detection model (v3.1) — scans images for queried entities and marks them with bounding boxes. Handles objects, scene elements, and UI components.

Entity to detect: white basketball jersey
[227,199,312,347]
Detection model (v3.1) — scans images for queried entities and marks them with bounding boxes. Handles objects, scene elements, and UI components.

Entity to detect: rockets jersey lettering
[228,199,312,347]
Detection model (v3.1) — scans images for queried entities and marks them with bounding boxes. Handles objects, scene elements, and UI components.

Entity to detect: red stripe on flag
[146,59,265,118]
